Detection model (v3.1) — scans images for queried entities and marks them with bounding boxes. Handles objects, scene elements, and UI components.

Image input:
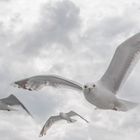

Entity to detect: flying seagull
[13,32,140,111]
[0,94,32,117]
[39,111,88,137]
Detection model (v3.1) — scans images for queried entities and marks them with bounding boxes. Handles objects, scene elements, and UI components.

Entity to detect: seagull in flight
[13,32,140,111]
[39,111,88,137]
[0,94,32,117]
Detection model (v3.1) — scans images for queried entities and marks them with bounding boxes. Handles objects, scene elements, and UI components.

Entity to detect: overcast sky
[1,0,140,139]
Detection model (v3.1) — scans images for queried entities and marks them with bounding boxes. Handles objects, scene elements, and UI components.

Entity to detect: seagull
[0,94,32,117]
[13,32,140,111]
[39,111,88,137]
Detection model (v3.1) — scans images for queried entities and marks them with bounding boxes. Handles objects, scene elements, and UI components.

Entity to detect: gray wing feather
[39,115,62,137]
[0,94,32,117]
[13,75,82,91]
[101,32,140,93]
[66,111,89,123]
[0,102,11,111]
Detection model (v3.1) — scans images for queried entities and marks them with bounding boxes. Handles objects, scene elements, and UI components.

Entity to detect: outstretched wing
[13,75,83,91]
[101,32,140,93]
[66,111,89,123]
[39,115,62,137]
[0,94,32,117]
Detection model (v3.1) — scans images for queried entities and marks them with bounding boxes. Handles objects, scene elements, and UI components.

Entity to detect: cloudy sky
[1,0,140,139]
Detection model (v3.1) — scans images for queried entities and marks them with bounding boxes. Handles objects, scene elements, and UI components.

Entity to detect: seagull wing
[0,94,32,117]
[66,111,89,123]
[0,102,16,111]
[13,75,82,91]
[39,115,62,137]
[101,32,140,93]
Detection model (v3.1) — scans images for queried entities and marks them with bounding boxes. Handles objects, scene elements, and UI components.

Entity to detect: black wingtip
[12,78,30,90]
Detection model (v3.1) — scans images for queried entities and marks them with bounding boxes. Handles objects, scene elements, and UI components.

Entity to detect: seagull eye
[84,85,87,88]
[93,84,95,87]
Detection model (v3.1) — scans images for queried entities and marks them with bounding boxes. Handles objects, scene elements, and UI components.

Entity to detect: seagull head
[83,83,96,93]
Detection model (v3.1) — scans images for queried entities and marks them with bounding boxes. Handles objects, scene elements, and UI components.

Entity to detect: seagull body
[0,94,32,116]
[13,32,140,111]
[39,111,88,137]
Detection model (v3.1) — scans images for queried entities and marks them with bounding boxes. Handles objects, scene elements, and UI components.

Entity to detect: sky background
[1,0,140,139]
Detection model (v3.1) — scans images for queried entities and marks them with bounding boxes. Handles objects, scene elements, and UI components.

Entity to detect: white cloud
[1,0,140,139]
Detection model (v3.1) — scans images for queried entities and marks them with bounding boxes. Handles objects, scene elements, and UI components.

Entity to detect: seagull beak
[88,88,92,92]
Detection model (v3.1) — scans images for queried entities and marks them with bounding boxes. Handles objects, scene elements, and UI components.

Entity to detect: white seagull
[39,111,88,137]
[13,32,140,111]
[0,94,32,117]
